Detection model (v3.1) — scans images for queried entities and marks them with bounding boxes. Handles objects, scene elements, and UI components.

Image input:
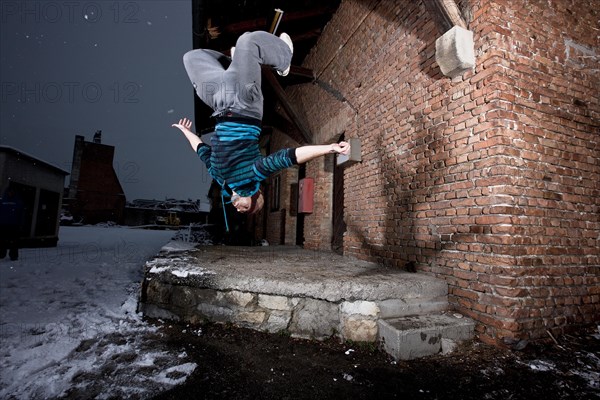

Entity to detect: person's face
[231,191,264,214]
[232,194,252,213]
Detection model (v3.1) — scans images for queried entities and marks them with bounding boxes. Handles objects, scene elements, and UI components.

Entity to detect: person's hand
[172,117,203,150]
[331,141,350,155]
[172,118,193,134]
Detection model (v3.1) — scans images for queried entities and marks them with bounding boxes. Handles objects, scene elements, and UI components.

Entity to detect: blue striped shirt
[197,121,297,197]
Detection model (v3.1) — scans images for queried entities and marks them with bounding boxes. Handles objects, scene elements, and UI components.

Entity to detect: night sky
[0,0,212,204]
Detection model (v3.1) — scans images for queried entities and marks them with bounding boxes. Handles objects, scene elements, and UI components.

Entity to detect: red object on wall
[298,178,314,213]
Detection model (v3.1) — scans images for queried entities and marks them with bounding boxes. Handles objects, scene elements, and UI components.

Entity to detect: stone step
[140,246,465,357]
[378,313,475,360]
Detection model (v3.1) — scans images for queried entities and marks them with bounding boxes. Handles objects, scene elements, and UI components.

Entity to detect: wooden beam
[288,65,315,82]
[429,0,467,32]
[262,117,305,146]
[262,68,313,145]
[221,6,337,36]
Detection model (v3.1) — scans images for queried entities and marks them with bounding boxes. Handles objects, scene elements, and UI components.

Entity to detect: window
[270,175,281,211]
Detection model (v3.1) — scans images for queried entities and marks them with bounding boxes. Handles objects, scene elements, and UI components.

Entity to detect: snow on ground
[0,226,197,399]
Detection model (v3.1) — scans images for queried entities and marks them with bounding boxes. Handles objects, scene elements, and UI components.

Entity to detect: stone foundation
[143,280,381,342]
[139,245,449,343]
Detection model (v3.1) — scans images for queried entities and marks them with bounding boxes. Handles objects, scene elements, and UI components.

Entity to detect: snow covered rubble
[0,226,198,399]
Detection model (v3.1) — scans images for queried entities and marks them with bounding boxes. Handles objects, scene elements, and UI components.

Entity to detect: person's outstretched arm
[295,142,350,164]
[172,118,202,151]
[254,141,351,181]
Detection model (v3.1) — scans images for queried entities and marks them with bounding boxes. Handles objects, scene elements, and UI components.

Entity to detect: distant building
[65,132,126,224]
[124,198,209,226]
[0,145,69,247]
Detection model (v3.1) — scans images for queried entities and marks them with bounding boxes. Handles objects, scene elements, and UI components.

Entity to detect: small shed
[0,146,69,247]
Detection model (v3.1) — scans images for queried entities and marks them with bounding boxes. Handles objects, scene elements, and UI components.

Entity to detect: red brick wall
[302,155,335,250]
[289,0,599,345]
[75,141,126,224]
[477,0,600,342]
[264,130,299,245]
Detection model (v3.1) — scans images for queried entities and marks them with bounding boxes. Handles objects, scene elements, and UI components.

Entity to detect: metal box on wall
[336,137,361,166]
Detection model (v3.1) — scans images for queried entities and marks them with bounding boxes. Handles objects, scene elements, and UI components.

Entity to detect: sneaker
[277,32,293,76]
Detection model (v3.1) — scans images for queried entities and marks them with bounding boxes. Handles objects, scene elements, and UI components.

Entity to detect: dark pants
[0,224,20,261]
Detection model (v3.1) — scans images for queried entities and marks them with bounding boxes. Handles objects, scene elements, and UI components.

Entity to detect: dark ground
[150,320,599,400]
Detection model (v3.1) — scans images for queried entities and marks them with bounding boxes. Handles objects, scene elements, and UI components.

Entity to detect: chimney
[68,135,85,198]
[93,130,102,144]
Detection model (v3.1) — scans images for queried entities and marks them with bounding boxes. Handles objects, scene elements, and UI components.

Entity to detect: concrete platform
[140,245,471,358]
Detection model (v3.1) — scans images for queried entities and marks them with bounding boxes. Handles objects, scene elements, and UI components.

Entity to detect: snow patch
[161,240,197,253]
[154,363,198,386]
[0,226,197,399]
[527,360,556,372]
[171,269,204,278]
[146,254,215,279]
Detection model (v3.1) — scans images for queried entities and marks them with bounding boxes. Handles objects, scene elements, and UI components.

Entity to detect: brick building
[190,0,598,345]
[280,0,599,345]
[66,132,126,224]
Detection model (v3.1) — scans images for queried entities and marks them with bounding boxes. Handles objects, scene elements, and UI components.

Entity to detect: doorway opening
[332,134,346,254]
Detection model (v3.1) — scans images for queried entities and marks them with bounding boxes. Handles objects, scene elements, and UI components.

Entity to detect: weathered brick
[271,0,600,345]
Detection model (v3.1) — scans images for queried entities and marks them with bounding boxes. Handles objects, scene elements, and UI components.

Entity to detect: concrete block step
[378,313,475,360]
